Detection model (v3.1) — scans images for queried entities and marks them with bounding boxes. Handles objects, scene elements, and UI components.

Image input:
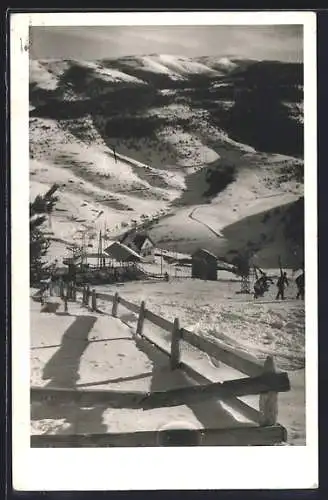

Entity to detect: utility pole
[160,248,163,275]
[175,247,177,278]
[97,230,102,268]
[81,231,86,269]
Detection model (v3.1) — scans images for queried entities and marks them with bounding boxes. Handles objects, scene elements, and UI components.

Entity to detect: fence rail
[31,424,287,448]
[144,308,173,332]
[180,328,264,378]
[31,372,289,409]
[34,282,290,445]
[118,295,140,315]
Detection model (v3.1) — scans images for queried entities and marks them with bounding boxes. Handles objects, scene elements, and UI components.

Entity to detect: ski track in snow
[189,207,224,238]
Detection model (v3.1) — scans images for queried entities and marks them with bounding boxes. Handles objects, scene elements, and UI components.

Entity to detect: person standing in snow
[276,271,289,300]
[253,267,273,299]
[296,271,305,300]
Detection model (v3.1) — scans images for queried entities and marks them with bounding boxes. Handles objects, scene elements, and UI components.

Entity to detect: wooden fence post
[91,289,97,311]
[63,292,68,313]
[85,285,90,307]
[259,356,278,426]
[136,300,146,336]
[171,317,181,370]
[112,292,119,317]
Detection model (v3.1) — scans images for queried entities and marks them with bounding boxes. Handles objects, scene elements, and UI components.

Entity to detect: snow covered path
[189,206,224,238]
[31,297,254,436]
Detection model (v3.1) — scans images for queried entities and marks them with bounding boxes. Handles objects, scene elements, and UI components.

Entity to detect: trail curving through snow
[188,207,224,238]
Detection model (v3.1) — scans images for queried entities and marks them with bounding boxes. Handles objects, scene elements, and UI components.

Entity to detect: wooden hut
[191,248,218,281]
[120,231,155,262]
[104,241,143,264]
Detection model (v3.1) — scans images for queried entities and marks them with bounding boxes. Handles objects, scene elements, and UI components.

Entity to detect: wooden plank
[144,309,173,332]
[30,372,289,409]
[181,361,261,424]
[138,331,171,358]
[259,356,278,426]
[136,334,262,424]
[119,296,140,315]
[112,292,119,317]
[91,289,97,311]
[85,286,91,307]
[96,293,114,302]
[31,424,287,447]
[136,301,146,335]
[181,328,264,377]
[171,318,181,370]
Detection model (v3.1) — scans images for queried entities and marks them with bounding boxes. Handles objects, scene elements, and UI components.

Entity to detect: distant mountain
[29,54,304,267]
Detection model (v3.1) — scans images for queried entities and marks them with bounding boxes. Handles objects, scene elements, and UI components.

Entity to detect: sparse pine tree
[30,184,59,283]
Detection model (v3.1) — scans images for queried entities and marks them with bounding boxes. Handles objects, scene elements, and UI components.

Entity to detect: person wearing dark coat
[296,271,305,300]
[253,270,273,299]
[276,272,289,300]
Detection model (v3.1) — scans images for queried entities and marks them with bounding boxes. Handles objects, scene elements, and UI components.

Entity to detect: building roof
[192,248,218,260]
[120,231,154,252]
[104,241,143,262]
[84,253,111,259]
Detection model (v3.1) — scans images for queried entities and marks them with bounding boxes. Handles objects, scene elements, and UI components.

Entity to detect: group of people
[253,267,305,301]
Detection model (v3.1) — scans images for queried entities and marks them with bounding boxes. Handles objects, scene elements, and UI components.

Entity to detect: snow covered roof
[192,248,218,260]
[120,231,155,252]
[104,241,143,262]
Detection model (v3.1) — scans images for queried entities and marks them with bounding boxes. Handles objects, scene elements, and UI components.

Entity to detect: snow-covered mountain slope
[29,54,304,267]
[103,54,222,81]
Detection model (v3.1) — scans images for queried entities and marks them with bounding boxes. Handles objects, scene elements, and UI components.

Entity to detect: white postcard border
[11,11,318,491]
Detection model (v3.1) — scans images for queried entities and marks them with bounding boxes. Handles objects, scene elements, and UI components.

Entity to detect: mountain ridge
[29,54,304,267]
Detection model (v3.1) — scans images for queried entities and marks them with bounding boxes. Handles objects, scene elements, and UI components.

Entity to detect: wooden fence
[31,282,290,447]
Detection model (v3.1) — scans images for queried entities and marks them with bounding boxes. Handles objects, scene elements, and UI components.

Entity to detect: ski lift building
[191,248,217,281]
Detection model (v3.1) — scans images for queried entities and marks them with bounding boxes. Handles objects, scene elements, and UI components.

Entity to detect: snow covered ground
[29,54,305,445]
[96,277,304,371]
[30,297,256,438]
[30,275,305,445]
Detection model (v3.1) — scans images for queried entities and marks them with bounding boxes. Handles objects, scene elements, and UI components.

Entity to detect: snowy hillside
[29,54,304,267]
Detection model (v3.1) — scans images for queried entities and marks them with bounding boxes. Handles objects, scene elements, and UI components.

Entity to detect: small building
[104,241,143,265]
[191,248,218,281]
[120,231,155,262]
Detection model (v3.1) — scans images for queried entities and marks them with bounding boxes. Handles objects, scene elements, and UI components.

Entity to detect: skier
[295,271,305,300]
[39,276,51,305]
[253,278,263,299]
[253,267,273,299]
[276,271,289,300]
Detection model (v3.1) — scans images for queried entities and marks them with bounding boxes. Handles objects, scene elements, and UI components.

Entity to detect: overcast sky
[30,25,303,62]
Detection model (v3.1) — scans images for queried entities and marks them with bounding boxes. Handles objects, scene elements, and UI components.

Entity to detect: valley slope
[29,54,304,268]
